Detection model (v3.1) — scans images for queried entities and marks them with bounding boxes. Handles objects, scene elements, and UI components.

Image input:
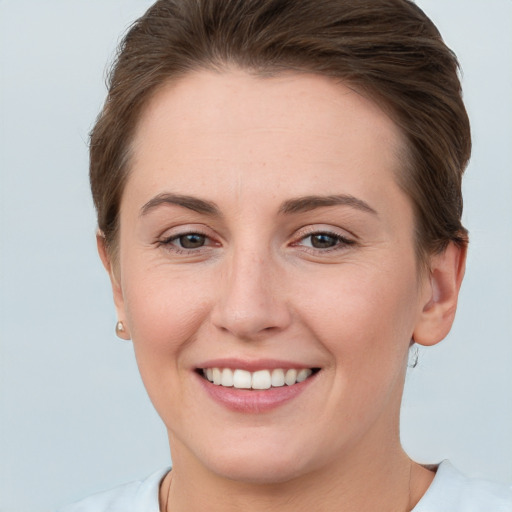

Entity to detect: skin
[99,70,466,511]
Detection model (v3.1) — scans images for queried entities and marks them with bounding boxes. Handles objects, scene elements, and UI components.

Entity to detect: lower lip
[196,372,318,413]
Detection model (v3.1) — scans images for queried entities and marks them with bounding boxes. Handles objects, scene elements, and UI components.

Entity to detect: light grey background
[0,1,511,511]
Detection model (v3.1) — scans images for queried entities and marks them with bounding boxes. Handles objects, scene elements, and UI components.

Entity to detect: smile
[201,368,316,390]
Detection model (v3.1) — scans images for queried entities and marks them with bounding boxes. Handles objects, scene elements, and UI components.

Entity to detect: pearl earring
[115,321,127,339]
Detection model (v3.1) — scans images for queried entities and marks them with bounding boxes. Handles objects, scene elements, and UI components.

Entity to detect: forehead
[127,69,407,212]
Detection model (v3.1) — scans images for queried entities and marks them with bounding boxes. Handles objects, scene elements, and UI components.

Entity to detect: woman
[60,0,511,510]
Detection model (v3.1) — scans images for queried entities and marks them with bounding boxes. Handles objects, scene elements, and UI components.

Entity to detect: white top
[58,461,512,512]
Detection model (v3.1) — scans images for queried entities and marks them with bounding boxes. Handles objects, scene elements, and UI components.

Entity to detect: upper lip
[196,358,319,372]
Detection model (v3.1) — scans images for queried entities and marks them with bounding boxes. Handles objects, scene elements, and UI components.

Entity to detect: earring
[408,344,419,368]
[115,321,129,340]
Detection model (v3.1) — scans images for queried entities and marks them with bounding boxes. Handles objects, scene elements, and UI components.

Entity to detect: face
[111,70,432,483]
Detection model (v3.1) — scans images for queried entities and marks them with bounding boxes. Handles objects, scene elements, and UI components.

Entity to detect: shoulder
[414,460,512,512]
[57,468,169,512]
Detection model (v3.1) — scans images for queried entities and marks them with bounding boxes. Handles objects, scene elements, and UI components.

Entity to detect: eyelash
[157,231,215,255]
[157,229,355,255]
[292,230,356,253]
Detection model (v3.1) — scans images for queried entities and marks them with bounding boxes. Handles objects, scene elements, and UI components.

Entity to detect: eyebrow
[140,193,221,216]
[279,194,377,216]
[140,192,377,218]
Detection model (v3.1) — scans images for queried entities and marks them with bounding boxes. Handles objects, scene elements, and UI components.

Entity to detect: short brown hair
[90,0,470,265]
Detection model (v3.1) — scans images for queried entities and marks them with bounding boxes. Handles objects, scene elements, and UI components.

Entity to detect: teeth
[252,370,271,390]
[284,369,297,386]
[221,368,234,387]
[271,369,285,387]
[212,368,222,385]
[296,369,310,383]
[202,367,313,389]
[233,369,252,389]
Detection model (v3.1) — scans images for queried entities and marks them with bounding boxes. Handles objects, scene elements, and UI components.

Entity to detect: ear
[97,233,131,340]
[413,242,467,347]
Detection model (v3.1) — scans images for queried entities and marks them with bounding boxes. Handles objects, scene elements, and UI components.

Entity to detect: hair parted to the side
[90,0,470,266]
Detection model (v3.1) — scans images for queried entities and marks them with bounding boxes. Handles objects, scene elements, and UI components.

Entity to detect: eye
[174,233,207,249]
[307,233,340,249]
[158,231,217,253]
[294,230,355,252]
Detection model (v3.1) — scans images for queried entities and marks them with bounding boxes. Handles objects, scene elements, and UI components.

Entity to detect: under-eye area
[198,368,321,390]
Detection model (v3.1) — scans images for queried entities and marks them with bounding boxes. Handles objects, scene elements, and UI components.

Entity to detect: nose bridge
[212,240,290,339]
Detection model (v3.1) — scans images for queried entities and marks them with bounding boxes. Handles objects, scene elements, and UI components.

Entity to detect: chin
[206,452,309,485]
[179,429,318,485]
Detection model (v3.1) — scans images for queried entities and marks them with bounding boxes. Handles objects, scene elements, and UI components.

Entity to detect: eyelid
[156,224,221,253]
[161,232,213,245]
[157,223,215,240]
[292,224,355,242]
[290,225,356,252]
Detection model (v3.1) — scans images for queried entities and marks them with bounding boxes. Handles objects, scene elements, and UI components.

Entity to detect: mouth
[198,367,320,390]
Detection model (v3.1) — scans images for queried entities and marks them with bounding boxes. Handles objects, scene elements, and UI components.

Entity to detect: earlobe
[96,233,131,340]
[413,242,467,347]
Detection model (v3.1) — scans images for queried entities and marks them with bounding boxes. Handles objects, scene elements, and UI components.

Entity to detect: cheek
[121,268,216,428]
[294,261,419,366]
[296,267,418,431]
[121,265,213,378]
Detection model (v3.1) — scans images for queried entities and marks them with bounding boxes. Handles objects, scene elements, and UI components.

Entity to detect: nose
[211,248,292,340]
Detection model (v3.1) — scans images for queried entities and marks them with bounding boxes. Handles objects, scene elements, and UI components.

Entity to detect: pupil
[311,234,336,249]
[180,234,205,249]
